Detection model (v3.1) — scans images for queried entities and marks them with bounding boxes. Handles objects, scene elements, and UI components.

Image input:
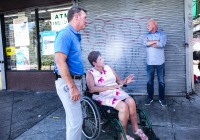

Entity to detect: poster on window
[6,46,16,56]
[16,47,30,70]
[13,17,30,46]
[40,31,57,55]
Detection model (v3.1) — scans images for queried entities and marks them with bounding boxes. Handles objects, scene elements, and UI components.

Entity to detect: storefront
[0,0,193,95]
[0,0,73,91]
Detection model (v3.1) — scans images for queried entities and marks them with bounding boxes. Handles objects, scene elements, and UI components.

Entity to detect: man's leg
[55,78,83,140]
[156,63,165,100]
[146,64,155,99]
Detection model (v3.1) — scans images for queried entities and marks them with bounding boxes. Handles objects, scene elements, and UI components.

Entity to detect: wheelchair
[81,87,159,140]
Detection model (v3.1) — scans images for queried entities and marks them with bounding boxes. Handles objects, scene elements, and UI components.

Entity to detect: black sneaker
[145,98,153,105]
[159,99,167,107]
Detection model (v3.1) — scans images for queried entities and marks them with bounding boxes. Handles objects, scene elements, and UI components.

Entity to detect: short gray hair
[67,6,87,22]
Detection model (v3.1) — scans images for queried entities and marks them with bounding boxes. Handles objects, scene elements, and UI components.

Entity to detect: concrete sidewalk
[1,86,200,140]
[0,90,62,140]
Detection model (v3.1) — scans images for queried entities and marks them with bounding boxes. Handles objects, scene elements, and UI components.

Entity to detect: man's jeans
[146,63,165,100]
[55,78,83,140]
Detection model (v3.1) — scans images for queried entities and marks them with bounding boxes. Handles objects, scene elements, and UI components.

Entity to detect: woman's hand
[124,74,135,84]
[108,85,122,90]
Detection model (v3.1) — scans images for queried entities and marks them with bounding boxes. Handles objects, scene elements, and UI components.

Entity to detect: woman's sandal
[122,135,135,140]
[134,129,148,140]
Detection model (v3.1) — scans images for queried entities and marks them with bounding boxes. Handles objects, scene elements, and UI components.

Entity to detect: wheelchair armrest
[92,92,99,95]
[84,90,99,97]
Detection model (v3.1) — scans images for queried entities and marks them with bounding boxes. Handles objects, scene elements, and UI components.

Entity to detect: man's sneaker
[145,98,153,105]
[159,99,167,107]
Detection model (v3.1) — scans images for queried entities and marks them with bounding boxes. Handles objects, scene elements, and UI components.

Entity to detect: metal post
[35,9,41,70]
[185,0,194,93]
[0,14,6,90]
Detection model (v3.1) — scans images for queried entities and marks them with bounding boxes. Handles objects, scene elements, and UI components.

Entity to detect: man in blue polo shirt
[142,19,167,107]
[54,6,87,140]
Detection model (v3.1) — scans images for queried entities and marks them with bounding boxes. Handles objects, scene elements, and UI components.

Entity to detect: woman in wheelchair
[86,51,148,140]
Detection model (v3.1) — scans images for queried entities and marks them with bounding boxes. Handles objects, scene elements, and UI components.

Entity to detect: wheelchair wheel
[142,127,159,140]
[137,109,159,140]
[111,118,127,140]
[81,96,101,139]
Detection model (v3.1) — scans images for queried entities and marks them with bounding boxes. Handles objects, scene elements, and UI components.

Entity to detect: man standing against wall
[142,19,167,107]
[54,6,87,140]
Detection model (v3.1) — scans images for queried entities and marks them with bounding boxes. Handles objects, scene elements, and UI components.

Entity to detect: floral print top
[88,65,130,108]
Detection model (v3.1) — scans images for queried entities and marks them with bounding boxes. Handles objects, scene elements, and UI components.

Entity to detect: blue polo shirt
[54,25,84,75]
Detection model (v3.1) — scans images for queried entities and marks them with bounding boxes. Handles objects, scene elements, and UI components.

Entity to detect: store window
[39,4,72,70]
[5,10,37,70]
[4,3,72,71]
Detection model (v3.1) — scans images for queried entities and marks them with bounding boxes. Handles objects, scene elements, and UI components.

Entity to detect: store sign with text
[51,11,68,31]
[6,46,16,56]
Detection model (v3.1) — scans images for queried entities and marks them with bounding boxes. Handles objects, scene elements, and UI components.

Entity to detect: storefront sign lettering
[54,13,67,19]
[52,20,68,25]
[51,11,68,31]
